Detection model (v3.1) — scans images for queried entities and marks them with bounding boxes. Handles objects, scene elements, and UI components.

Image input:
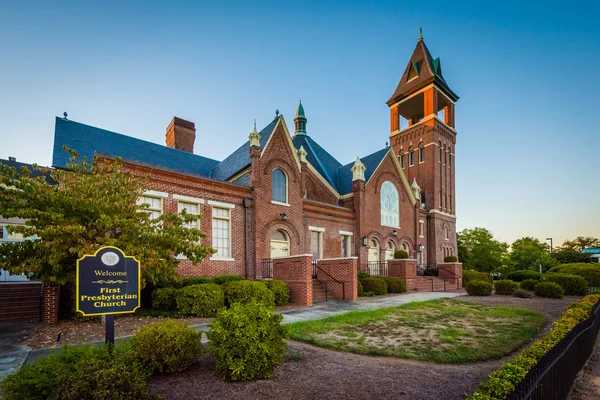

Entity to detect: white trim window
[212,207,232,258]
[137,195,163,220]
[419,220,425,238]
[272,169,287,204]
[310,229,323,260]
[0,224,24,242]
[380,181,400,228]
[341,234,352,257]
[178,201,201,230]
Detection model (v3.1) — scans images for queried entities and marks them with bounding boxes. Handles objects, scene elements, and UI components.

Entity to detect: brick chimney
[166,117,196,153]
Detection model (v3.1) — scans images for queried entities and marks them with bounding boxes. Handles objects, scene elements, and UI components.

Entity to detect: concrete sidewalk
[0,323,39,380]
[11,291,463,372]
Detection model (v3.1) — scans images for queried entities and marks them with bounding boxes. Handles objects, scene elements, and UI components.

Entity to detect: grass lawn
[288,299,545,363]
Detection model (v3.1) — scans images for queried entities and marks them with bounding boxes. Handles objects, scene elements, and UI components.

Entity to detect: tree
[457,227,510,274]
[560,237,600,252]
[510,237,557,272]
[551,247,593,264]
[0,149,214,286]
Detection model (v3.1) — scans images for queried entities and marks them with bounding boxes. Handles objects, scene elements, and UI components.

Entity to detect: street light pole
[546,237,553,254]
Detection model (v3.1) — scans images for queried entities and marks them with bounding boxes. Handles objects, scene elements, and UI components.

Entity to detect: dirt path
[570,335,600,399]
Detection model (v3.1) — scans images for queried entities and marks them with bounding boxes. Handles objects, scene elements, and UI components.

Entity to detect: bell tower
[387,32,459,265]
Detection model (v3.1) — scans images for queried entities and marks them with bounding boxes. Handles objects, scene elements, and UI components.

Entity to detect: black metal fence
[506,299,600,399]
[368,261,388,277]
[312,260,317,279]
[416,265,438,276]
[261,258,273,279]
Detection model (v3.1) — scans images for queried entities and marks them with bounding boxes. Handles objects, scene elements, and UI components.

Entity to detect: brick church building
[52,35,459,281]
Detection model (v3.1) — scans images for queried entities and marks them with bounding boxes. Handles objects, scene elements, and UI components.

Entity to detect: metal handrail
[439,268,462,291]
[314,264,345,301]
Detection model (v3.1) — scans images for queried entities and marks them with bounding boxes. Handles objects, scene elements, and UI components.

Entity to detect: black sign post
[76,246,141,346]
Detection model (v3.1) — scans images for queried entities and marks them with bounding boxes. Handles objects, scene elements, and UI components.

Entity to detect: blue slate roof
[52,117,220,177]
[210,118,279,181]
[292,135,342,189]
[335,147,390,194]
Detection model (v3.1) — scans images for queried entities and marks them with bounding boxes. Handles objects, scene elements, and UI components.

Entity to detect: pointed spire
[298,145,307,163]
[419,27,423,41]
[411,178,421,200]
[248,119,261,147]
[294,100,307,135]
[351,157,366,181]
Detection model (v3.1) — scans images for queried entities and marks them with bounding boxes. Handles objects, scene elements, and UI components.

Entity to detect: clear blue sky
[1,0,599,246]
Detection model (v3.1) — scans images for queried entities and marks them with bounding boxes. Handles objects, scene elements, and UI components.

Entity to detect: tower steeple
[294,100,307,135]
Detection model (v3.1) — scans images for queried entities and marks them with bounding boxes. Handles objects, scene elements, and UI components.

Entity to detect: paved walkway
[6,291,463,375]
[0,323,39,380]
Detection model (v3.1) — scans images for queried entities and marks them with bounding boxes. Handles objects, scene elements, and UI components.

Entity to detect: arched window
[445,226,449,240]
[402,242,410,253]
[385,241,395,260]
[272,169,287,203]
[380,181,399,227]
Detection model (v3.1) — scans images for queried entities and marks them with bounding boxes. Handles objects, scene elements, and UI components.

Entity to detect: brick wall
[438,262,463,288]
[0,283,42,323]
[316,257,358,300]
[42,283,60,324]
[273,254,312,306]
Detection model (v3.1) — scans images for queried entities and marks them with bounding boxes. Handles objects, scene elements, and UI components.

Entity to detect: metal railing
[505,299,600,399]
[416,264,438,277]
[367,261,388,277]
[312,260,318,279]
[313,262,345,302]
[261,258,273,279]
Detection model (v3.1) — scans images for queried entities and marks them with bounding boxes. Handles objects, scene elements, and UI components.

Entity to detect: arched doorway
[368,238,380,275]
[401,241,410,256]
[270,230,290,258]
[385,241,395,261]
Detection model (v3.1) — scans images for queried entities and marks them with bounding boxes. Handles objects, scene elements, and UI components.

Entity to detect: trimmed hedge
[468,295,599,399]
[534,282,564,299]
[262,280,290,306]
[151,287,179,311]
[547,263,600,286]
[357,270,370,279]
[360,277,388,295]
[207,302,288,381]
[394,250,409,259]
[380,277,407,293]
[463,270,494,285]
[358,280,364,296]
[176,283,225,317]
[0,344,152,400]
[179,276,214,287]
[507,270,543,282]
[520,279,539,292]
[129,320,202,374]
[444,255,458,262]
[213,274,246,285]
[494,280,519,295]
[224,280,275,308]
[513,288,533,298]
[466,280,493,296]
[545,273,587,296]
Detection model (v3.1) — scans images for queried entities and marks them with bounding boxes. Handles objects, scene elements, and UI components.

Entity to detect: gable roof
[210,117,279,181]
[52,117,220,178]
[335,147,389,195]
[387,38,458,105]
[0,158,55,184]
[292,134,342,188]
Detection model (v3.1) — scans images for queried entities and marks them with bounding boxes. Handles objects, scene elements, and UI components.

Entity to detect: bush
[494,280,519,295]
[513,289,533,298]
[545,273,587,296]
[357,270,370,279]
[129,319,202,375]
[380,277,407,293]
[463,270,494,285]
[520,279,539,291]
[359,277,388,295]
[468,295,599,399]
[213,274,246,285]
[547,263,600,286]
[444,255,458,262]
[465,280,493,296]
[394,250,409,259]
[176,283,225,317]
[0,344,152,400]
[534,282,564,299]
[262,280,290,306]
[207,302,288,381]
[507,270,543,282]
[151,287,179,311]
[179,276,214,287]
[224,280,275,307]
[358,280,364,296]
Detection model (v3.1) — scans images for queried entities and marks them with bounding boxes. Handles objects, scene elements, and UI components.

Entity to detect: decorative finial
[419,27,423,41]
[275,109,280,118]
[63,112,68,119]
[385,141,389,148]
[249,119,261,147]
[253,118,256,130]
[351,157,366,182]
[298,145,307,163]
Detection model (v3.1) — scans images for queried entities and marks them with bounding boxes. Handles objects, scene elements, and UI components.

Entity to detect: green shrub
[547,263,600,286]
[262,280,290,306]
[545,273,587,296]
[213,274,246,285]
[224,280,275,307]
[359,277,388,295]
[465,280,493,296]
[179,276,214,287]
[151,287,179,311]
[176,283,225,317]
[513,289,533,298]
[468,295,599,399]
[534,282,564,299]
[507,270,543,282]
[394,250,409,259]
[494,280,519,295]
[380,276,407,293]
[363,291,375,297]
[0,344,152,400]
[520,279,539,291]
[463,270,493,285]
[357,270,370,279]
[129,319,202,375]
[358,280,364,296]
[207,301,288,381]
[444,255,458,262]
